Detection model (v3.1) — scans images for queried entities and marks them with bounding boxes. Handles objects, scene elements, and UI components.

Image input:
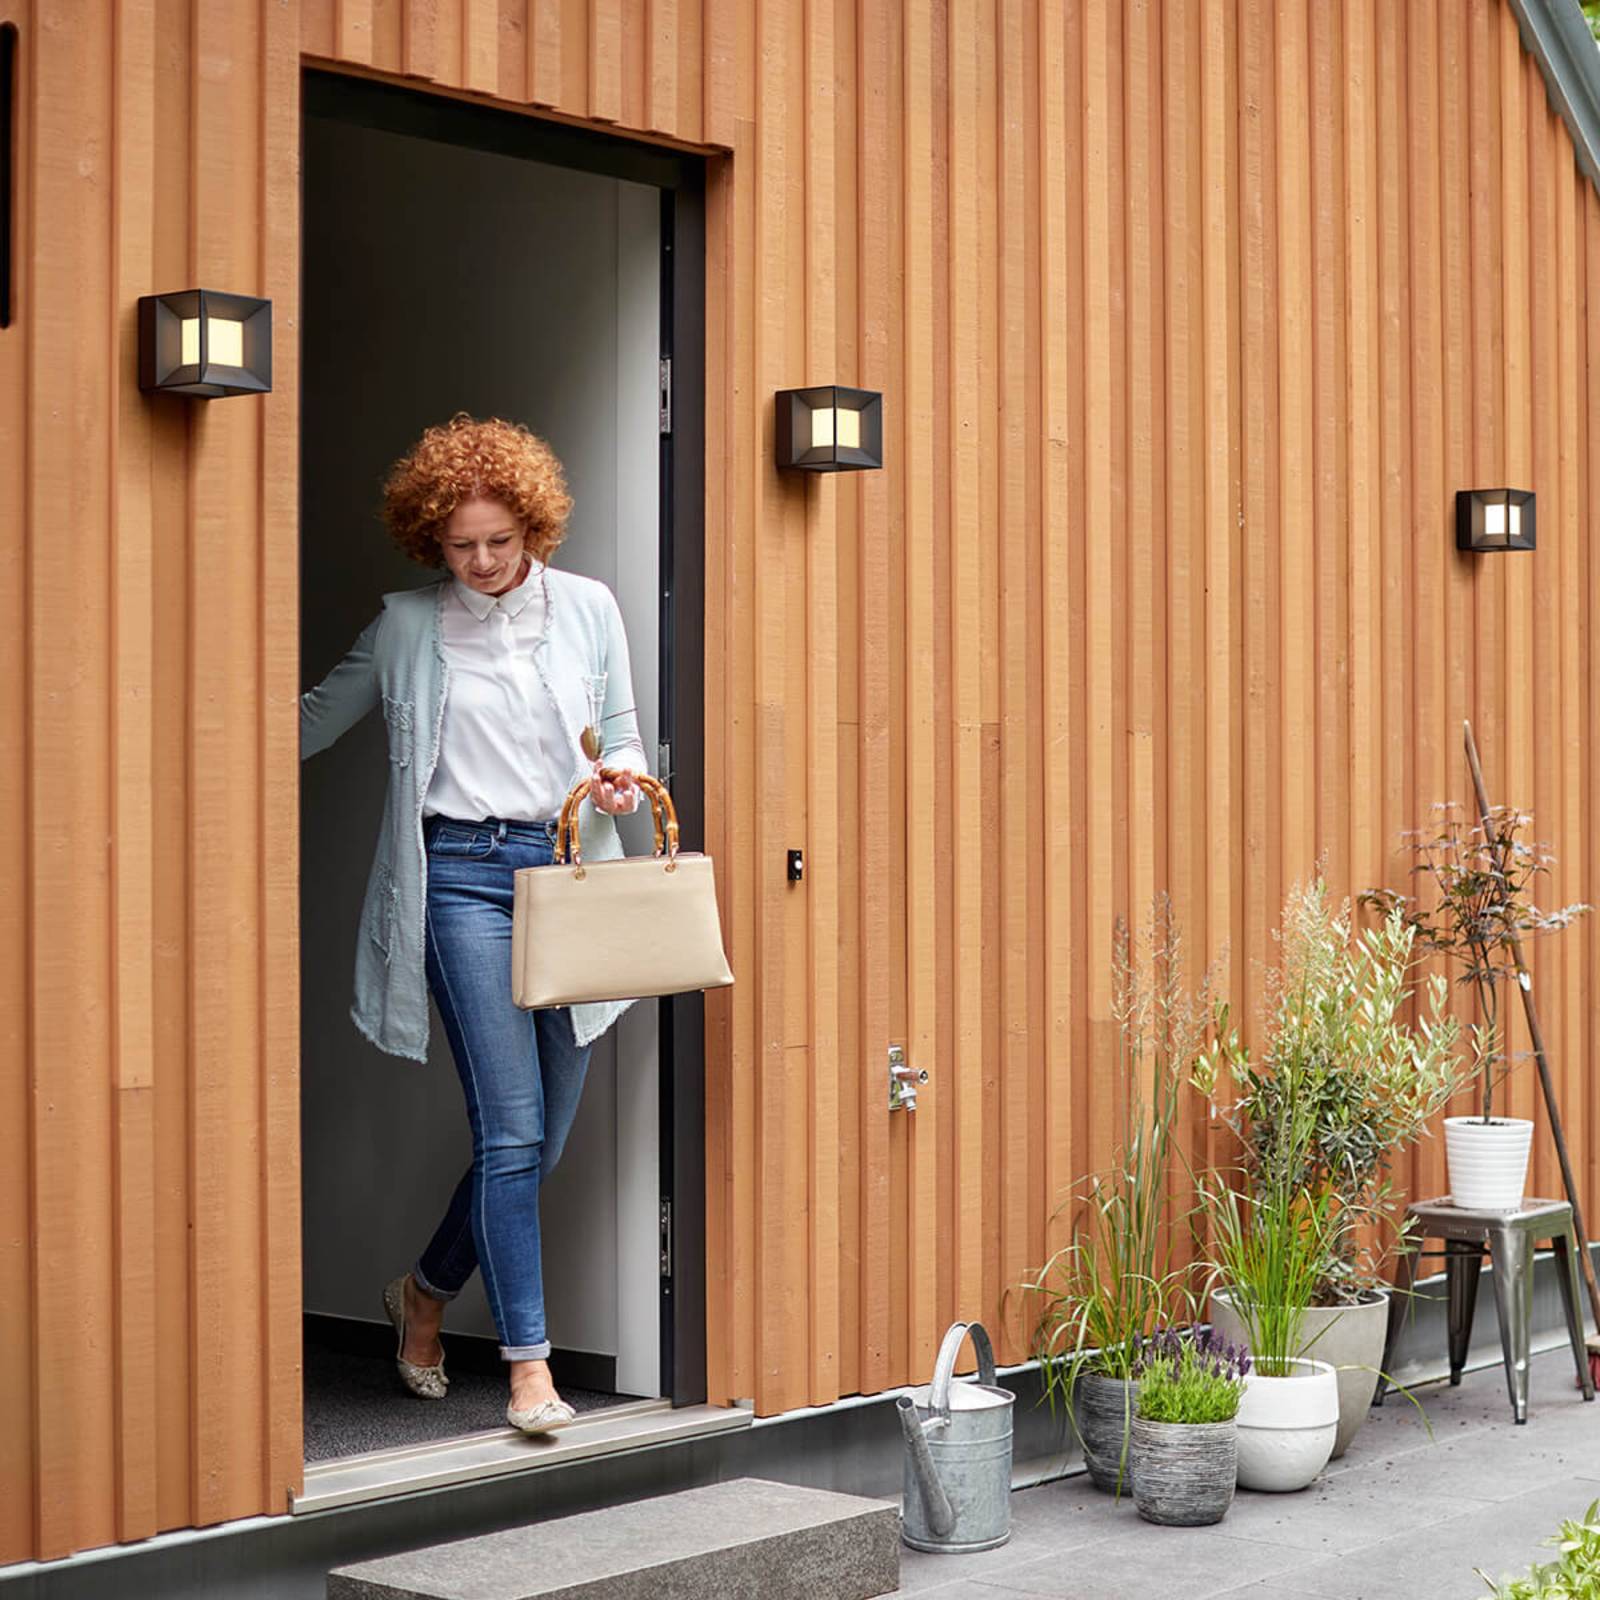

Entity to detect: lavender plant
[1132,1326,1250,1426]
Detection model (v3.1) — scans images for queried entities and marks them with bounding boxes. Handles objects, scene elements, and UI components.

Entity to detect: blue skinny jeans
[411,815,593,1361]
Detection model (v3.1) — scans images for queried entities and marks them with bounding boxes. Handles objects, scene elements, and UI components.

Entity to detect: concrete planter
[1444,1116,1534,1210]
[1209,1288,1390,1460]
[1072,1373,1138,1493]
[1233,1358,1338,1492]
[1130,1417,1237,1526]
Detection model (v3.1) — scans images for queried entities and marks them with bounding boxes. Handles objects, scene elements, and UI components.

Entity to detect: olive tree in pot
[1365,805,1588,1212]
[1128,1326,1249,1527]
[1194,877,1469,1460]
[1025,897,1215,1493]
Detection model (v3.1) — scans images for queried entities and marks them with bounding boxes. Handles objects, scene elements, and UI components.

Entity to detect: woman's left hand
[590,766,641,815]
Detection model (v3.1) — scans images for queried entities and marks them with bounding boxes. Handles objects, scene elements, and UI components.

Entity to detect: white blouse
[424,562,580,823]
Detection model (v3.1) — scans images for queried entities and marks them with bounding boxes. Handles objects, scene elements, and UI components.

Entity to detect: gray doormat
[304,1331,631,1462]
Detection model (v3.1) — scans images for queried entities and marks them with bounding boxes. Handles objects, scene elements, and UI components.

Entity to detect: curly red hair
[382,414,573,567]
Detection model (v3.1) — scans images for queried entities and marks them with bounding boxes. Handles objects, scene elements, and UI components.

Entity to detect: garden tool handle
[928,1321,997,1423]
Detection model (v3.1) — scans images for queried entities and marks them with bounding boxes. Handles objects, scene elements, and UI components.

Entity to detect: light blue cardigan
[300,569,645,1061]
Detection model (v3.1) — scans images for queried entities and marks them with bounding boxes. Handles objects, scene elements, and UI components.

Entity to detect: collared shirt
[424,561,576,822]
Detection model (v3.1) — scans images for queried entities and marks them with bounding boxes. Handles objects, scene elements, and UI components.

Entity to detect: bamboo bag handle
[555,770,680,870]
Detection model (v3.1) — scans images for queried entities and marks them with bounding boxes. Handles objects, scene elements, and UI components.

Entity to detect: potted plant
[1025,897,1215,1492]
[1193,877,1470,1458]
[1199,1143,1339,1492]
[1366,805,1588,1211]
[1128,1326,1249,1527]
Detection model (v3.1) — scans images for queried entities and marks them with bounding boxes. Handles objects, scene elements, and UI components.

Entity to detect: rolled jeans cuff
[501,1341,553,1362]
[411,1262,459,1302]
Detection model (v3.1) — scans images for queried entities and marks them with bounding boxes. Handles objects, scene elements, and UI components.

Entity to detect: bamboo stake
[1463,719,1600,1344]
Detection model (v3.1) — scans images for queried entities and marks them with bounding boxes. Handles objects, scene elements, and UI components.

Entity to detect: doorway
[297,70,706,1468]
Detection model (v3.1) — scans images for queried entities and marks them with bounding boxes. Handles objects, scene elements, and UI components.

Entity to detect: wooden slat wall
[2,0,303,1564]
[8,0,1600,1563]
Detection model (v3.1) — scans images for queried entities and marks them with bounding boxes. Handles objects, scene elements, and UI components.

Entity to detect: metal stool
[1375,1197,1595,1423]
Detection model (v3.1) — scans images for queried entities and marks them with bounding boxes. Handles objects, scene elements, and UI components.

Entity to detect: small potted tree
[1026,897,1215,1492]
[1128,1326,1249,1527]
[1366,805,1588,1211]
[1194,877,1469,1458]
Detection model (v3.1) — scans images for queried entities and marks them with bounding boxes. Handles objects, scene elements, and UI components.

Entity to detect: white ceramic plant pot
[1210,1289,1390,1460]
[1233,1358,1338,1493]
[1444,1116,1534,1211]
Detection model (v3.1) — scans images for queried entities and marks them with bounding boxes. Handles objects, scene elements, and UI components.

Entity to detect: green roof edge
[1508,0,1600,194]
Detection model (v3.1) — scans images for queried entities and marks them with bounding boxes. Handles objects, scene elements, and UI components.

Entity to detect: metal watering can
[896,1321,1014,1553]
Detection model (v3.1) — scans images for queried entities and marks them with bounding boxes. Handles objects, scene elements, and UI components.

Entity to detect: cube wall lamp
[1456,488,1535,553]
[138,289,272,397]
[775,385,883,471]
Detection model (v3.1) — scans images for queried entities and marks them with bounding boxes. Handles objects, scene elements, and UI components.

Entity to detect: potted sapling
[1366,805,1588,1211]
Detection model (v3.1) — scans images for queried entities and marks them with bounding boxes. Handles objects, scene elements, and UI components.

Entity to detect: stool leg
[1488,1226,1533,1424]
[1551,1227,1595,1402]
[1445,1240,1482,1385]
[1374,1238,1418,1407]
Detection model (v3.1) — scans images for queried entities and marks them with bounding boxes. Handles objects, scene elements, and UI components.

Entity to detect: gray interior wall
[299,111,660,1385]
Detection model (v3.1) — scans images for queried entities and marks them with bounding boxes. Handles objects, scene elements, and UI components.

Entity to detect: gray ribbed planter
[1072,1373,1139,1493]
[1130,1417,1237,1526]
[1209,1288,1390,1460]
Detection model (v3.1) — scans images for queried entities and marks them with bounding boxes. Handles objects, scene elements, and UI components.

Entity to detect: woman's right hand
[590,766,642,815]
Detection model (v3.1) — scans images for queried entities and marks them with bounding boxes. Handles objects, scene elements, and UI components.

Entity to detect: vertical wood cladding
[4,0,1600,1561]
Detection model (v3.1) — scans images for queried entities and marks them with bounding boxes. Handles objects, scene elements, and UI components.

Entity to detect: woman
[301,414,646,1435]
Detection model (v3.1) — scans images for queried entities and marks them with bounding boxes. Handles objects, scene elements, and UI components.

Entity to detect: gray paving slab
[1331,1425,1597,1503]
[1210,1589,1380,1599]
[965,1529,1313,1598]
[1276,1476,1600,1600]
[912,1585,1044,1600]
[894,1486,1122,1594]
[1214,1479,1483,1554]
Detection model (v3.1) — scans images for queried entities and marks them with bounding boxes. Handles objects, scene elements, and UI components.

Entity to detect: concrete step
[326,1477,901,1600]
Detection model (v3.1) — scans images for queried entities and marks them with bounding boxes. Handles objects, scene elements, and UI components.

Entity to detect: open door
[297,70,706,1470]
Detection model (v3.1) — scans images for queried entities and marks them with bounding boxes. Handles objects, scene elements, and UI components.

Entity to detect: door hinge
[657,739,672,786]
[659,357,673,436]
[659,1198,673,1278]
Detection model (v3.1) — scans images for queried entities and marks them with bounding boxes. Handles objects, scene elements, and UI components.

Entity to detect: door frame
[300,66,708,1408]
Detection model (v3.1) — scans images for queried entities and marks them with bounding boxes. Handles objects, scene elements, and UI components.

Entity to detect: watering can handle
[928,1321,997,1423]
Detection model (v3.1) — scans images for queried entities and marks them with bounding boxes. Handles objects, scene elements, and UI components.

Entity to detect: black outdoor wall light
[1456,487,1535,553]
[138,289,272,397]
[775,385,883,471]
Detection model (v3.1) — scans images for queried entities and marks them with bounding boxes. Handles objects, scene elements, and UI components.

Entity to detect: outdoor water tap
[889,1046,928,1112]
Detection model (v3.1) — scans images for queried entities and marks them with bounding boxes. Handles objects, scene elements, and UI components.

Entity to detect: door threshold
[293,1399,749,1514]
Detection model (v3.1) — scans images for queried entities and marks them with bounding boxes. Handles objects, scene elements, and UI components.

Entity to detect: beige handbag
[511,772,734,1009]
